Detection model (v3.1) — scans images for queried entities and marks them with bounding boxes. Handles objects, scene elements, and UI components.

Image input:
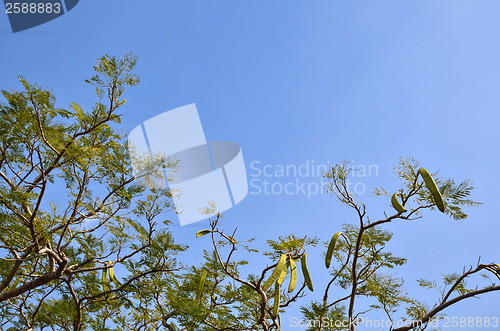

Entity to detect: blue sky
[2,0,500,328]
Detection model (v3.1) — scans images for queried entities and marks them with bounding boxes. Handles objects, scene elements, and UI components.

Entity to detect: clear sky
[1,0,500,328]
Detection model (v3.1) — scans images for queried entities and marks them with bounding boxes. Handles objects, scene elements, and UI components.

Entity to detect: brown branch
[0,256,68,302]
[394,285,500,331]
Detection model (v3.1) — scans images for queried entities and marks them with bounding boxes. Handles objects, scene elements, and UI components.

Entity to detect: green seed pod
[391,193,407,213]
[101,266,113,304]
[262,254,287,292]
[418,168,445,212]
[102,267,110,292]
[301,253,314,292]
[288,258,297,293]
[325,232,342,269]
[277,262,288,286]
[273,283,281,317]
[196,230,211,238]
[108,261,123,289]
[486,264,500,281]
[197,269,207,300]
